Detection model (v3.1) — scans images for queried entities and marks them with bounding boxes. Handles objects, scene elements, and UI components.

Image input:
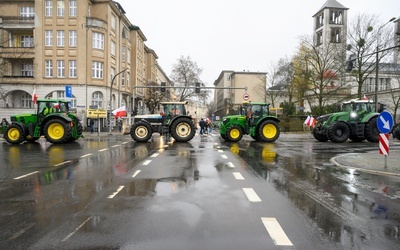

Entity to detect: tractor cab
[242,102,271,127]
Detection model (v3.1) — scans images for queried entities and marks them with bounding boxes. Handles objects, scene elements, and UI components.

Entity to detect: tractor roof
[37,98,70,103]
[242,101,270,106]
[342,99,374,104]
[160,101,188,105]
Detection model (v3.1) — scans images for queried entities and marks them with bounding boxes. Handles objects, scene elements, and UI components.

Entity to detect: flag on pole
[363,94,367,100]
[308,116,316,127]
[32,86,38,104]
[112,106,127,118]
[304,116,310,125]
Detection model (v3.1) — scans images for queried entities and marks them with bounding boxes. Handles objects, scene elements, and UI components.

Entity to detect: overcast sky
[117,0,400,86]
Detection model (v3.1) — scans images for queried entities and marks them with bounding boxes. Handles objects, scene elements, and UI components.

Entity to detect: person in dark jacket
[199,118,206,135]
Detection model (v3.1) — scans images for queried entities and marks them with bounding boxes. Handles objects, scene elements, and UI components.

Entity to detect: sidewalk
[331,150,400,177]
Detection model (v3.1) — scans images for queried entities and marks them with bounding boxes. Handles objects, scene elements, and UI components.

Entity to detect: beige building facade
[0,0,171,129]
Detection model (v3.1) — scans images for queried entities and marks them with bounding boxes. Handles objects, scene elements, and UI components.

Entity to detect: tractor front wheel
[365,117,379,142]
[393,125,400,140]
[170,118,196,142]
[4,124,25,144]
[257,120,280,142]
[226,125,243,142]
[44,119,71,144]
[130,121,152,142]
[312,126,328,142]
[327,121,350,143]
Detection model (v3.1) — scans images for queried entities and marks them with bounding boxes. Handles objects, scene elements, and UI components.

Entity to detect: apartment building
[0,0,170,129]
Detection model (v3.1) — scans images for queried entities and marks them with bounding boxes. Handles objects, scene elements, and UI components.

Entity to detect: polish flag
[32,86,38,104]
[304,116,310,125]
[308,116,316,127]
[363,94,367,100]
[112,106,127,118]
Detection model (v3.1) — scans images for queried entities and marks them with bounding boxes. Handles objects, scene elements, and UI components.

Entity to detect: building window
[21,35,34,47]
[111,67,115,82]
[331,28,341,43]
[45,30,53,46]
[92,91,103,108]
[57,0,65,17]
[122,46,126,62]
[121,71,125,86]
[111,14,116,30]
[316,13,324,29]
[69,30,77,47]
[45,0,53,16]
[57,60,65,77]
[127,72,130,88]
[57,30,65,47]
[92,61,103,79]
[69,0,77,17]
[45,60,53,77]
[111,41,116,56]
[69,60,77,78]
[316,31,323,46]
[127,48,130,63]
[380,78,391,91]
[22,93,32,108]
[92,32,104,50]
[20,7,34,18]
[21,63,33,77]
[330,10,343,25]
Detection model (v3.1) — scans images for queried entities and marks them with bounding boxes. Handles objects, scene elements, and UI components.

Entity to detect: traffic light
[195,82,201,93]
[161,82,166,92]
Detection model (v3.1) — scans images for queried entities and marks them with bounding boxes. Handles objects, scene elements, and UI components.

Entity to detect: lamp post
[374,17,396,112]
[109,68,129,135]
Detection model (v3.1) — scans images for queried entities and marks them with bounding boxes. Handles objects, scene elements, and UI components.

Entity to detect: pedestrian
[90,119,94,134]
[199,118,206,135]
[118,119,123,133]
[207,118,213,134]
[1,118,9,134]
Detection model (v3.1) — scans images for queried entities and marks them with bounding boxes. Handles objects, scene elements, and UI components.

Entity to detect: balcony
[0,16,34,29]
[0,46,35,59]
[0,75,35,84]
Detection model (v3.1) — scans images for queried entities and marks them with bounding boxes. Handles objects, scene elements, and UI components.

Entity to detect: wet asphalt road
[0,133,400,249]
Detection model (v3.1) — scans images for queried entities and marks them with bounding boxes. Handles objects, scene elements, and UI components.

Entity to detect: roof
[313,0,348,17]
[343,99,374,104]
[37,98,70,103]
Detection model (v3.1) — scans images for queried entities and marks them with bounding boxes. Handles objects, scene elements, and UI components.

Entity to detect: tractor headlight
[222,118,229,124]
[350,112,357,118]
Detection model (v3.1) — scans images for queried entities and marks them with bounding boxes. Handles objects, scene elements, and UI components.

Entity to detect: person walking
[199,118,206,136]
[1,118,9,134]
[90,119,95,134]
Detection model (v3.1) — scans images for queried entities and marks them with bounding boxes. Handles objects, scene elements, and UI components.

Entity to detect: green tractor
[312,99,382,143]
[130,101,196,142]
[219,102,280,142]
[393,124,400,140]
[4,99,83,144]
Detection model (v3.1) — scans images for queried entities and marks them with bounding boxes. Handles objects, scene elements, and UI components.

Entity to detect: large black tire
[365,117,379,142]
[4,124,25,144]
[312,126,329,142]
[44,118,72,144]
[130,121,152,142]
[257,120,280,142]
[327,121,350,143]
[220,133,227,140]
[226,125,243,142]
[170,118,196,142]
[394,125,400,140]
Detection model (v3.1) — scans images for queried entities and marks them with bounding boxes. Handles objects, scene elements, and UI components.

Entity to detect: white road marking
[98,148,108,152]
[242,188,262,202]
[226,162,235,168]
[62,216,92,242]
[13,171,39,180]
[151,153,159,158]
[233,172,244,180]
[122,142,128,144]
[221,155,228,159]
[158,148,165,152]
[261,217,293,246]
[112,145,120,148]
[80,154,92,158]
[107,185,124,199]
[143,160,152,165]
[132,170,141,178]
[218,150,223,153]
[54,161,70,167]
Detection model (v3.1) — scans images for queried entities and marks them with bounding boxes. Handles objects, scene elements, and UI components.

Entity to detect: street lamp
[374,17,396,112]
[109,68,129,135]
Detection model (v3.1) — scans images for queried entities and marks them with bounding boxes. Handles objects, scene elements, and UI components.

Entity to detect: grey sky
[117,0,400,86]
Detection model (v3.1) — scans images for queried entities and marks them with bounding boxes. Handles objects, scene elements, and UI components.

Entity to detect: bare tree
[300,35,347,115]
[347,13,394,98]
[170,56,210,102]
[143,81,170,113]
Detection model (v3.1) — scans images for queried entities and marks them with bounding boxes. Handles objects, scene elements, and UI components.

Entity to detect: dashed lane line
[242,188,262,202]
[132,170,141,178]
[98,148,108,152]
[151,153,159,158]
[261,217,293,246]
[62,216,92,242]
[221,154,228,159]
[13,171,39,180]
[143,160,152,166]
[226,162,235,168]
[233,172,244,180]
[80,153,92,158]
[107,185,124,199]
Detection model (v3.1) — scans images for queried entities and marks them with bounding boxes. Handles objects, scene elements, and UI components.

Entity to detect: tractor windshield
[162,104,184,116]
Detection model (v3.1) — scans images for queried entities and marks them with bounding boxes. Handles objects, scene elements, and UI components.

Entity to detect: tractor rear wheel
[130,121,152,142]
[226,125,243,142]
[394,125,400,140]
[44,118,71,144]
[170,118,196,142]
[365,117,379,142]
[312,126,328,142]
[4,124,25,144]
[327,121,350,143]
[257,120,280,142]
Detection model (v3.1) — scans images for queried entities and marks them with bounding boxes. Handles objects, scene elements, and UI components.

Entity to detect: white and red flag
[112,106,127,118]
[304,116,310,125]
[363,94,367,100]
[32,86,38,104]
[304,115,316,127]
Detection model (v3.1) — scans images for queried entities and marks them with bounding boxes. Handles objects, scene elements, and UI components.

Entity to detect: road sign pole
[379,133,389,168]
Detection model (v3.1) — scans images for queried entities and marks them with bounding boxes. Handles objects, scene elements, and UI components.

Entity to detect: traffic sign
[243,93,250,101]
[379,133,389,155]
[377,111,394,134]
